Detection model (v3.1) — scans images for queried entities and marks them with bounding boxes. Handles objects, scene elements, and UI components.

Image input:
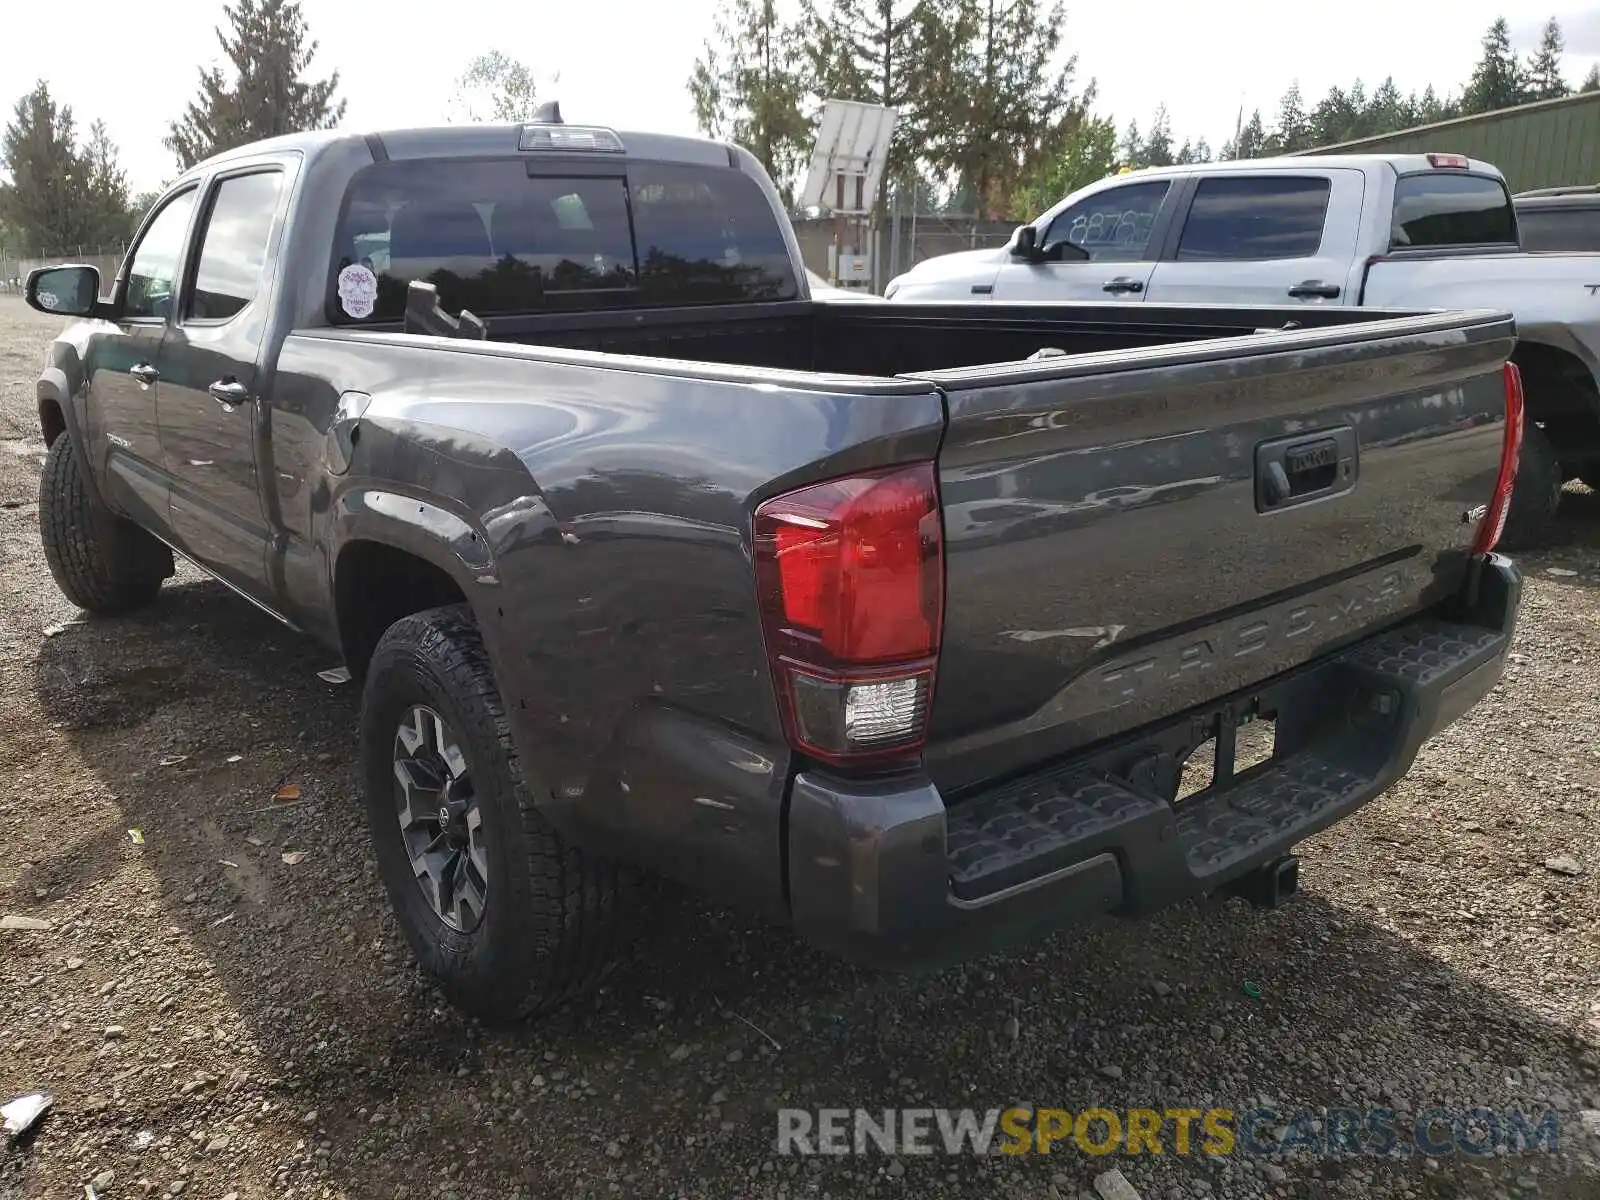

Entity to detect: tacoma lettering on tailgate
[1088,566,1417,709]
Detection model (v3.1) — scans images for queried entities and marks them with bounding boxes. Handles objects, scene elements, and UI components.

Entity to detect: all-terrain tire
[360,604,629,1022]
[1497,424,1563,551]
[38,434,172,614]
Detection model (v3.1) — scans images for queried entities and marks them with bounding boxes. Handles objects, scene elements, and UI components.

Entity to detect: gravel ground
[1,294,1598,1200]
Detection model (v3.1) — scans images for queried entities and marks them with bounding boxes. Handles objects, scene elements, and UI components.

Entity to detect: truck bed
[396,298,1416,376]
[292,300,1515,804]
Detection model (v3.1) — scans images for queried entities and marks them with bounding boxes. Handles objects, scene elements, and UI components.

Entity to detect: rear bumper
[786,554,1521,967]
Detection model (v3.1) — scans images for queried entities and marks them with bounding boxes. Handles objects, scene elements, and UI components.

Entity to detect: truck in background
[886,153,1600,546]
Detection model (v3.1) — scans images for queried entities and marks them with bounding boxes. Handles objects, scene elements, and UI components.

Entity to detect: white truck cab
[887,154,1600,545]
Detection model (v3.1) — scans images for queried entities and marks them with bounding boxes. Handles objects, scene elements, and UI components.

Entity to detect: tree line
[3,1,1597,258]
[1213,16,1598,163]
[696,6,1600,216]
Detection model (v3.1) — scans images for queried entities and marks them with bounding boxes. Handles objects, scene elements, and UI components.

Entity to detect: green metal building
[1302,91,1600,192]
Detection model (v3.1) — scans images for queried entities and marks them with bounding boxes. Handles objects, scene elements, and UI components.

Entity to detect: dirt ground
[1,294,1598,1200]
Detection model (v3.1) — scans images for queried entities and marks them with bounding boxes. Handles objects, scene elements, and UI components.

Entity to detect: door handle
[1102,277,1145,294]
[129,363,159,385]
[208,379,250,408]
[1287,280,1341,299]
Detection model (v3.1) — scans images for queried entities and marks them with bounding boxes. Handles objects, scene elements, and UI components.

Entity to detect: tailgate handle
[1256,428,1358,512]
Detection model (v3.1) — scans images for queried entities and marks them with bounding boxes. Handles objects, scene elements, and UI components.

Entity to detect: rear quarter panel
[270,331,946,911]
[1364,253,1600,380]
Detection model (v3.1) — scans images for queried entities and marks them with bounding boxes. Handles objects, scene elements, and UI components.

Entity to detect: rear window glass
[1515,204,1600,252]
[329,159,797,321]
[1175,176,1331,261]
[1390,173,1515,248]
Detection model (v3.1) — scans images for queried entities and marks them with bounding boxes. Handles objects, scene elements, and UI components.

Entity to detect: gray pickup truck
[26,114,1522,1021]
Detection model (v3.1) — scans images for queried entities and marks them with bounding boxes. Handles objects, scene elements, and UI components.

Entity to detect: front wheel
[1497,424,1562,551]
[359,605,629,1022]
[38,434,172,614]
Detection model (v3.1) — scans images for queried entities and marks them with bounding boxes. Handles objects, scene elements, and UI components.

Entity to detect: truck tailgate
[914,309,1516,794]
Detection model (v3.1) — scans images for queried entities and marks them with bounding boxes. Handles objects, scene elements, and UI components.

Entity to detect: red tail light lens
[1471,362,1525,556]
[1427,152,1470,169]
[755,463,943,765]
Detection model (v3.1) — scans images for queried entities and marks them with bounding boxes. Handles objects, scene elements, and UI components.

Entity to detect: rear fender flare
[1512,324,1600,423]
[329,486,497,597]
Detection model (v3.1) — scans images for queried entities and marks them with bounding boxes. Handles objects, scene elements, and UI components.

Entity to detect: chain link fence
[0,246,128,293]
[792,215,1014,294]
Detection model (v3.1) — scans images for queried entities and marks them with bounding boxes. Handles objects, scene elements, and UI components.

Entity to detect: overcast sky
[2,0,1597,194]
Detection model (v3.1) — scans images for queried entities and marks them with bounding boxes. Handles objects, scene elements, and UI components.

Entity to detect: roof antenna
[531,100,562,125]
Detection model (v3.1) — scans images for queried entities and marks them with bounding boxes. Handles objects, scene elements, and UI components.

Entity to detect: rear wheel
[359,604,629,1021]
[1577,465,1600,492]
[1497,424,1563,551]
[38,434,172,614]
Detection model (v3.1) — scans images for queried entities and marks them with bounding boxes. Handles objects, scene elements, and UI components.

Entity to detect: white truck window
[1042,182,1170,261]
[1175,177,1331,262]
[1390,174,1515,248]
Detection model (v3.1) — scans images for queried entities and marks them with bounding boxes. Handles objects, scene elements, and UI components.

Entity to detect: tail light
[753,462,943,767]
[1471,362,1525,555]
[1426,152,1470,169]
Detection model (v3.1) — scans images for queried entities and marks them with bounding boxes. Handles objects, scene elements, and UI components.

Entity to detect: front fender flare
[37,363,107,511]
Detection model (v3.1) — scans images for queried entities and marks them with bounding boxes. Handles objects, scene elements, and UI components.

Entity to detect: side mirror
[1007,225,1043,262]
[26,265,102,318]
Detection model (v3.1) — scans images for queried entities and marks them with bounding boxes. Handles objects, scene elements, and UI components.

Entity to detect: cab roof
[187,122,738,177]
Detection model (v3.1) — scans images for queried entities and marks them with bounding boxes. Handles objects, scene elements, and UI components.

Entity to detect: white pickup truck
[885,153,1600,545]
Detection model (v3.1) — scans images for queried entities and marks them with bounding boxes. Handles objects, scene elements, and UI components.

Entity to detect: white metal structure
[800,100,898,215]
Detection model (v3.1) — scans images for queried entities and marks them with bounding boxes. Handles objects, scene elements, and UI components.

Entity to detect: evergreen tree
[79,120,133,246]
[933,0,1089,216]
[165,0,344,169]
[1414,84,1454,124]
[130,189,164,222]
[1273,82,1311,152]
[690,0,812,198]
[1140,105,1175,167]
[1367,77,1404,128]
[1525,17,1569,100]
[0,82,132,253]
[1308,84,1359,146]
[1012,111,1115,216]
[1116,118,1141,168]
[1584,64,1600,94]
[1462,17,1529,114]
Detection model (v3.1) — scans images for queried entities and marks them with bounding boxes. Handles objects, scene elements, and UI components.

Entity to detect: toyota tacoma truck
[26,117,1523,1021]
[885,152,1599,546]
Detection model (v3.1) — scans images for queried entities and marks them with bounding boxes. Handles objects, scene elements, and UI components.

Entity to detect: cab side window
[1175,176,1331,261]
[124,189,198,320]
[1042,182,1170,261]
[188,172,284,321]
